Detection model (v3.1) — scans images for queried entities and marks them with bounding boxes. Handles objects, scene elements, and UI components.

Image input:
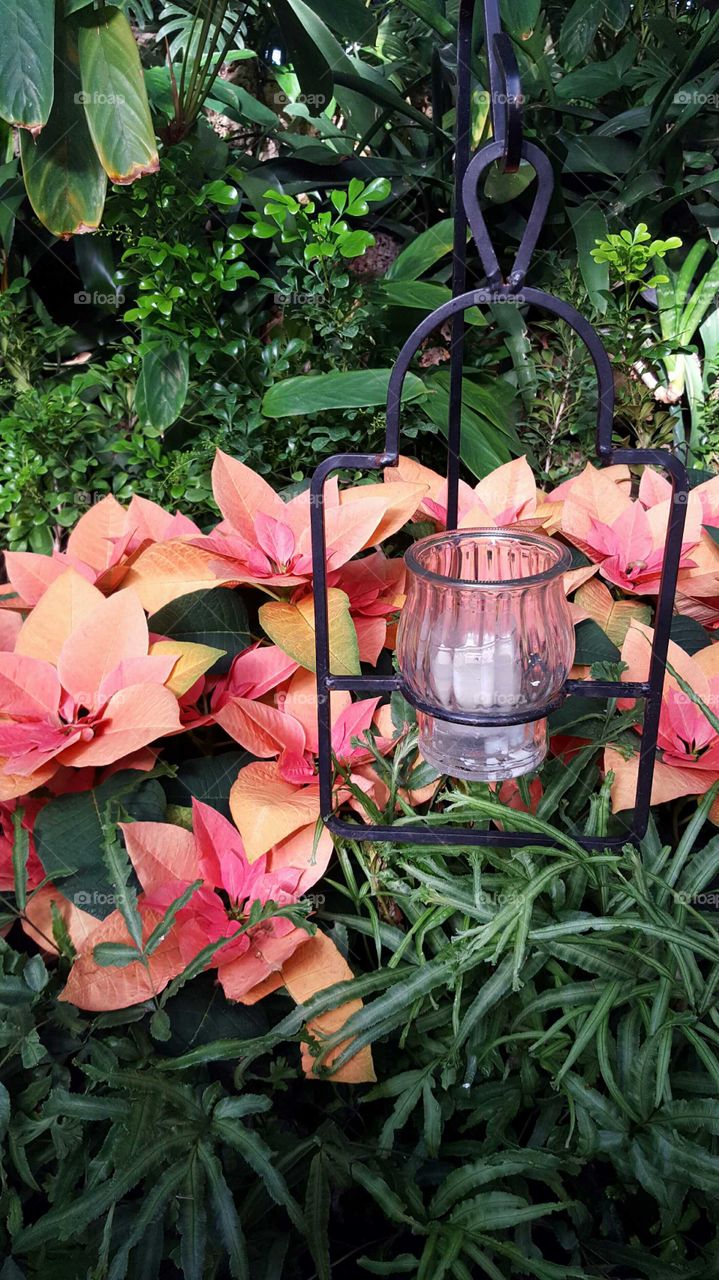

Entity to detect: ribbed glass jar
[396,529,575,781]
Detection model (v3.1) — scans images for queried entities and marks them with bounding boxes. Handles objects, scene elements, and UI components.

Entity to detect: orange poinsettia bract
[0,569,219,799]
[2,493,200,610]
[385,454,551,530]
[552,464,700,596]
[123,451,425,613]
[60,799,374,1082]
[605,620,719,818]
[226,679,399,862]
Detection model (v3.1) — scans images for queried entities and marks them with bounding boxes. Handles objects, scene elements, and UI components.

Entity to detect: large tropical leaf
[0,0,55,132]
[20,14,107,236]
[262,369,425,417]
[77,4,158,183]
[135,343,190,430]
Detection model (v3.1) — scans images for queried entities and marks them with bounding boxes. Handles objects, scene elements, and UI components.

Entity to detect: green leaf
[333,68,437,133]
[0,1082,10,1142]
[568,202,609,314]
[163,752,253,821]
[164,974,268,1055]
[15,1143,171,1251]
[20,15,107,236]
[604,0,631,29]
[135,343,190,430]
[295,0,373,41]
[305,1153,331,1280]
[198,1144,249,1280]
[271,0,339,116]
[501,0,541,38]
[213,1120,303,1230]
[77,4,158,182]
[431,1152,562,1219]
[386,218,455,281]
[378,281,452,310]
[484,161,536,204]
[180,1156,207,1280]
[422,379,513,478]
[262,368,425,417]
[93,941,143,967]
[670,615,712,655]
[449,1191,567,1231]
[107,1163,185,1280]
[149,588,249,676]
[0,0,54,131]
[34,770,166,920]
[574,619,620,664]
[11,807,29,911]
[205,80,279,129]
[558,0,603,66]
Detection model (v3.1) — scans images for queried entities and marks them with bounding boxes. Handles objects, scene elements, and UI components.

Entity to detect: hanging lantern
[309,0,689,852]
[397,529,575,782]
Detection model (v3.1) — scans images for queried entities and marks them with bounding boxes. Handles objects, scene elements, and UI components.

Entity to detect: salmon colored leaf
[15,570,103,665]
[230,762,320,862]
[281,931,376,1083]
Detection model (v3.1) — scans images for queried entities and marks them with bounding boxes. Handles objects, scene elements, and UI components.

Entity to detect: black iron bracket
[309,0,688,851]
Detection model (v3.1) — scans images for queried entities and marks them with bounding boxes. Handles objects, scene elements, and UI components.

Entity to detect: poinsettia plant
[2,449,719,1082]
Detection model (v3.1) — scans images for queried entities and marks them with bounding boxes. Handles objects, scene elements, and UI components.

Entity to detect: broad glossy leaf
[206,80,279,129]
[422,378,515,479]
[261,369,425,417]
[20,17,107,236]
[484,160,536,204]
[386,218,455,281]
[77,4,158,183]
[135,343,189,430]
[568,202,609,314]
[162,752,250,818]
[558,0,603,67]
[500,0,541,38]
[670,615,712,656]
[34,770,166,920]
[259,588,360,675]
[149,588,250,676]
[377,281,487,324]
[0,0,54,132]
[291,0,374,41]
[271,0,338,116]
[574,619,620,664]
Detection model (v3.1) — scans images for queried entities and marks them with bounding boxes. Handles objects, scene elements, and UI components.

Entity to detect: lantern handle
[458,0,524,171]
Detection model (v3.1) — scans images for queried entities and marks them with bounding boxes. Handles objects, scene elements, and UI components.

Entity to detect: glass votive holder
[396,528,575,782]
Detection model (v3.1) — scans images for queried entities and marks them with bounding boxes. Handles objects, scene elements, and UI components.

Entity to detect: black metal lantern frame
[309,0,689,851]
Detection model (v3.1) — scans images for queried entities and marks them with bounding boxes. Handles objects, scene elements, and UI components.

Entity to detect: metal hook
[492,32,523,172]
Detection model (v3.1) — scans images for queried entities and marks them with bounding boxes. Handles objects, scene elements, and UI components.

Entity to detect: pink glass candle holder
[396,528,575,782]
